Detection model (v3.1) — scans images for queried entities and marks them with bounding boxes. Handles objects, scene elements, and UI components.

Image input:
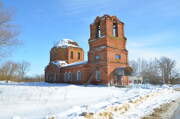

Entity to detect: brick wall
[45,15,131,86]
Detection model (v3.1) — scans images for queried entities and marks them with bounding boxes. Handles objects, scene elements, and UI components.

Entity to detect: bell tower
[87,15,129,85]
[88,15,128,65]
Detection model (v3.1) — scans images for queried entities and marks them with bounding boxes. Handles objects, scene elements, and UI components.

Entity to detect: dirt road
[142,88,180,119]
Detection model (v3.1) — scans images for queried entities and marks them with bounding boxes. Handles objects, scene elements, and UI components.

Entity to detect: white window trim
[68,72,72,81]
[96,70,101,81]
[64,72,67,81]
[77,71,81,81]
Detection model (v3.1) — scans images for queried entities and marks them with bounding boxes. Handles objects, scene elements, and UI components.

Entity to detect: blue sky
[2,0,180,76]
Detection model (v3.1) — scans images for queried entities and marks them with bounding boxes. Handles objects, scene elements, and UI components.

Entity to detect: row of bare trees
[0,61,30,82]
[130,57,179,84]
[0,60,45,82]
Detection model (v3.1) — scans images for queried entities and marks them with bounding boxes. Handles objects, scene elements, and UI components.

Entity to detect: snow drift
[0,82,179,119]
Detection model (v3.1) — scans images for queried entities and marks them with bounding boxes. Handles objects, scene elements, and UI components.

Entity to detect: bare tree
[130,57,178,84]
[0,61,30,82]
[0,61,19,82]
[158,57,176,84]
[18,61,30,79]
[141,59,161,84]
[129,60,138,75]
[0,1,19,57]
[130,58,162,84]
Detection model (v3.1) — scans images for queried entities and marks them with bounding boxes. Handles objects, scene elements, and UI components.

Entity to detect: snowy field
[0,81,180,119]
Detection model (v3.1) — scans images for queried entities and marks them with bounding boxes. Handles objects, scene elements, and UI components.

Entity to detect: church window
[64,72,68,81]
[113,23,118,37]
[48,74,54,82]
[68,72,72,81]
[78,52,81,59]
[54,73,56,81]
[96,23,101,38]
[95,55,100,60]
[70,51,74,59]
[115,55,121,60]
[77,71,82,81]
[96,70,101,81]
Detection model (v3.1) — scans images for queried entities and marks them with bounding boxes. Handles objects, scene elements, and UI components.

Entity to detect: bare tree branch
[0,1,19,58]
[158,57,176,84]
[18,61,30,79]
[0,60,31,82]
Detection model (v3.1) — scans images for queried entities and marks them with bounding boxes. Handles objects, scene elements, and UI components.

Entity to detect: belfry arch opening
[113,23,118,37]
[96,22,101,38]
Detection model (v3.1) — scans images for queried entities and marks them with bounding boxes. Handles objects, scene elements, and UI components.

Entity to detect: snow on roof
[62,61,88,67]
[54,39,80,48]
[51,60,67,68]
[51,60,87,68]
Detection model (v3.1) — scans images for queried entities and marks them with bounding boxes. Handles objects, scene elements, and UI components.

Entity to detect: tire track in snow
[81,89,177,119]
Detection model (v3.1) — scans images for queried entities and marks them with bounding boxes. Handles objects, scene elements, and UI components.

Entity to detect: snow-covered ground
[0,81,180,119]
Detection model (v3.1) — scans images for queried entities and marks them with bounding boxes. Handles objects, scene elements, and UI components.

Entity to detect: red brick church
[45,15,132,86]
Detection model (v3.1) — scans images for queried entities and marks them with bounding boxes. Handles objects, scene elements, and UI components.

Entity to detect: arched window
[48,73,54,82]
[96,23,101,38]
[113,23,118,37]
[77,71,82,81]
[96,70,101,81]
[78,52,81,59]
[64,72,68,81]
[68,72,72,81]
[54,73,56,81]
[70,51,73,59]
